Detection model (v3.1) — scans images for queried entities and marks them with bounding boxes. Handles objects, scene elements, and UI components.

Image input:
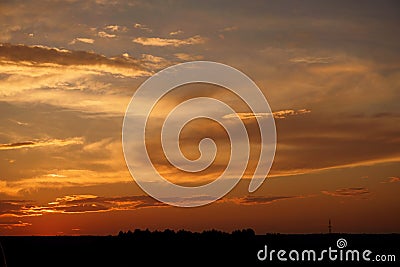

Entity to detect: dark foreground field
[0,230,399,266]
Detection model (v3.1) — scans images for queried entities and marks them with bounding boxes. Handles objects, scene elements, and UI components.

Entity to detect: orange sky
[0,0,399,235]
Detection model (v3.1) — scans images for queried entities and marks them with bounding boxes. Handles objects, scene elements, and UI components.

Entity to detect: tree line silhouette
[117,228,256,240]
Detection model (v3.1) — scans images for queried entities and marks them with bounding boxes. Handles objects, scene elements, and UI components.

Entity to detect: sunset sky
[1,0,399,235]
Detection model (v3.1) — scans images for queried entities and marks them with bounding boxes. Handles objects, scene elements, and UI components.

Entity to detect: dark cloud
[322,187,370,197]
[62,203,109,213]
[0,141,34,148]
[0,194,304,221]
[0,138,83,150]
[53,195,167,213]
[0,43,143,71]
[0,200,33,216]
[0,220,31,228]
[233,195,299,205]
[0,195,167,218]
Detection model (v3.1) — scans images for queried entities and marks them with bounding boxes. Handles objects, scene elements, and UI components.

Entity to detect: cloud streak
[322,187,370,197]
[169,30,183,36]
[133,35,206,47]
[140,54,171,70]
[381,176,400,184]
[230,195,301,205]
[0,137,83,151]
[290,57,332,64]
[98,31,116,38]
[0,43,144,75]
[220,26,238,32]
[223,109,311,120]
[133,23,152,33]
[174,53,203,61]
[0,193,305,221]
[69,37,95,44]
[0,169,132,196]
[0,220,32,229]
[104,25,126,32]
[0,43,149,110]
[0,195,166,219]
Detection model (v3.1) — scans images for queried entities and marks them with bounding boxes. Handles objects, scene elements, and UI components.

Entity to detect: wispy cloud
[270,157,400,179]
[133,35,206,47]
[0,169,131,196]
[0,220,32,229]
[223,109,311,120]
[8,119,29,126]
[0,137,83,151]
[0,44,151,114]
[220,26,238,32]
[104,25,127,32]
[381,176,400,184]
[174,53,203,61]
[230,195,300,205]
[141,54,171,70]
[0,43,146,79]
[0,25,21,42]
[133,23,152,33]
[272,109,311,119]
[98,31,116,38]
[0,193,306,222]
[169,30,183,36]
[69,37,95,44]
[308,62,369,74]
[0,200,33,217]
[290,57,332,64]
[322,187,370,197]
[0,195,166,219]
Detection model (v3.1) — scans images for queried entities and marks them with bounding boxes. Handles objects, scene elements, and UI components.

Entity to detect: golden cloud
[104,25,127,32]
[0,43,149,108]
[169,30,183,36]
[0,169,132,196]
[222,109,311,120]
[0,44,148,84]
[140,54,171,70]
[0,43,144,73]
[133,35,206,47]
[98,31,116,38]
[69,37,95,44]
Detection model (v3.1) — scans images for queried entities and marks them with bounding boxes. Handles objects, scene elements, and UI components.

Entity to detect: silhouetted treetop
[117,228,255,240]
